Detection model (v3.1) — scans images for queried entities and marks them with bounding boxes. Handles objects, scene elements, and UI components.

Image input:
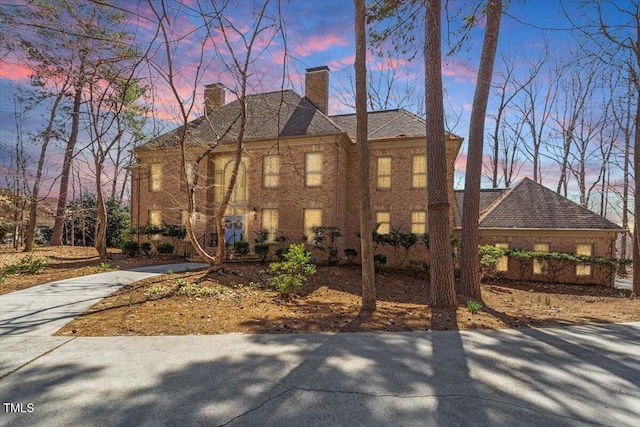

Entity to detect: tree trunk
[94,162,108,262]
[355,0,376,311]
[24,91,66,251]
[633,91,639,295]
[52,81,83,245]
[459,0,502,300]
[425,0,456,309]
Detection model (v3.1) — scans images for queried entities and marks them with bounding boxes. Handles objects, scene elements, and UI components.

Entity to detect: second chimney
[204,83,225,115]
[305,66,329,115]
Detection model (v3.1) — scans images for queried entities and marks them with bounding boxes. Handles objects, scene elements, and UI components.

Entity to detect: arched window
[223,160,247,203]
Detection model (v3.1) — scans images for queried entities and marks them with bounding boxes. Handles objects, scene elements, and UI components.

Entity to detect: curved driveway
[0,265,638,426]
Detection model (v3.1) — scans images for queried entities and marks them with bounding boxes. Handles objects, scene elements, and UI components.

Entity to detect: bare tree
[565,0,639,294]
[355,0,376,311]
[148,0,285,272]
[610,75,634,274]
[3,0,139,246]
[459,0,502,300]
[23,73,73,251]
[85,73,146,261]
[336,54,425,116]
[486,51,544,188]
[545,57,598,198]
[516,65,559,184]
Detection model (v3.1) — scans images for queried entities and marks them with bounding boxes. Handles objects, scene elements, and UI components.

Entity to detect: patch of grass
[176,282,223,297]
[618,292,627,299]
[466,299,483,314]
[544,297,551,306]
[1,255,48,276]
[144,284,171,298]
[94,262,115,272]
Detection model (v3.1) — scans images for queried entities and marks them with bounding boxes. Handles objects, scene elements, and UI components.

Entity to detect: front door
[223,215,243,244]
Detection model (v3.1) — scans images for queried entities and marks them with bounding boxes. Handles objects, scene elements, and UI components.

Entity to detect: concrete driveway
[1,323,638,426]
[1,265,638,426]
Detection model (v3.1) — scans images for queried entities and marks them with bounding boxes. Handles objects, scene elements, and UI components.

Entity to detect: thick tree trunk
[52,82,83,245]
[355,0,376,311]
[459,0,502,300]
[425,0,456,309]
[633,92,639,295]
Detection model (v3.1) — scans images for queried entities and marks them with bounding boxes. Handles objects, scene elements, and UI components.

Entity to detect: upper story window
[377,157,391,189]
[216,160,247,203]
[412,155,427,188]
[533,242,550,274]
[150,163,163,192]
[495,242,509,272]
[305,152,323,187]
[576,244,593,276]
[263,155,279,188]
[376,211,391,234]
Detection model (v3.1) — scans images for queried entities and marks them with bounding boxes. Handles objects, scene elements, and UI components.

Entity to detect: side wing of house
[454,178,624,286]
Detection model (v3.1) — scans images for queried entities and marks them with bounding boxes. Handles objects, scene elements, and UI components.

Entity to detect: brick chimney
[305,66,329,115]
[204,83,225,115]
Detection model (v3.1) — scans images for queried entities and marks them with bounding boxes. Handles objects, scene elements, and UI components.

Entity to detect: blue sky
[0,0,634,220]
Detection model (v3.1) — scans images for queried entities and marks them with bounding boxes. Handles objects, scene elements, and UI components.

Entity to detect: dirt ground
[1,246,637,335]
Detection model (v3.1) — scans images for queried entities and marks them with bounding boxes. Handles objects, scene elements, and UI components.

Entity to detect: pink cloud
[292,34,350,57]
[0,61,31,83]
[442,61,477,84]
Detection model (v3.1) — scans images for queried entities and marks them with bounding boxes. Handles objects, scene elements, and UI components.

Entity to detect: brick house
[130,66,462,258]
[453,178,624,286]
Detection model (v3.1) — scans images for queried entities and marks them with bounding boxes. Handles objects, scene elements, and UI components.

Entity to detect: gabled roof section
[330,109,461,140]
[137,90,343,150]
[455,177,623,230]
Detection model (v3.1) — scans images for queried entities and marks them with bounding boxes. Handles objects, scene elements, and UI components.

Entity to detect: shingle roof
[454,178,623,230]
[330,109,430,139]
[453,188,506,227]
[137,90,343,150]
[329,109,462,141]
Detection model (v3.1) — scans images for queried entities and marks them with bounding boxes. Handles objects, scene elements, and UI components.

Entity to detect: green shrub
[344,248,357,264]
[275,247,289,261]
[1,255,48,275]
[268,243,316,293]
[409,259,427,277]
[140,242,152,256]
[121,241,139,257]
[157,242,175,254]
[467,299,483,314]
[254,229,269,244]
[233,240,250,256]
[478,244,505,279]
[373,253,387,271]
[254,243,269,264]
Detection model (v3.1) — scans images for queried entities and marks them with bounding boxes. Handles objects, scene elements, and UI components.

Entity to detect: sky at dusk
[0,0,634,221]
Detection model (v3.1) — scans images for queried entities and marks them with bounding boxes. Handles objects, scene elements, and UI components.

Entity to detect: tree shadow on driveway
[1,323,638,426]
